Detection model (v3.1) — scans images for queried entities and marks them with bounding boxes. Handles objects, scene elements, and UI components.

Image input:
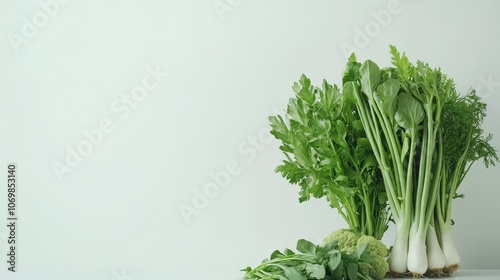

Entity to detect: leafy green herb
[242,239,372,280]
[269,75,389,239]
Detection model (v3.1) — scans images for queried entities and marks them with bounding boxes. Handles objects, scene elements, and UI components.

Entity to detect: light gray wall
[1,0,499,279]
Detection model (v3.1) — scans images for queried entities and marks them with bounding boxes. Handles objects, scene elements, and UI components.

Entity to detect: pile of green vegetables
[242,46,498,279]
[243,229,389,280]
[242,237,375,280]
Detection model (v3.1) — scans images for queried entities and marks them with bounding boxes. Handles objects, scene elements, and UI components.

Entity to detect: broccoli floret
[322,230,389,280]
[357,235,389,280]
[356,235,388,257]
[360,255,389,280]
[322,229,359,254]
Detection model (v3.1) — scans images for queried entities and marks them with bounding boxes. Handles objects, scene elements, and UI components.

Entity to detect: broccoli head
[357,235,389,279]
[322,229,389,280]
[360,254,389,280]
[321,229,359,254]
[356,235,388,257]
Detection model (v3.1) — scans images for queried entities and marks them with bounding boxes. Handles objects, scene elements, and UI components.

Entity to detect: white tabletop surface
[449,270,500,279]
[385,269,500,279]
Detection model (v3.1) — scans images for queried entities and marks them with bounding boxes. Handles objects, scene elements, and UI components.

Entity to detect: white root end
[388,229,409,274]
[407,228,428,275]
[410,272,424,278]
[444,264,460,275]
[426,225,445,270]
[440,227,460,268]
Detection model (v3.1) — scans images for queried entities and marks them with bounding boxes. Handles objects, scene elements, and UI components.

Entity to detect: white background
[1,0,500,279]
